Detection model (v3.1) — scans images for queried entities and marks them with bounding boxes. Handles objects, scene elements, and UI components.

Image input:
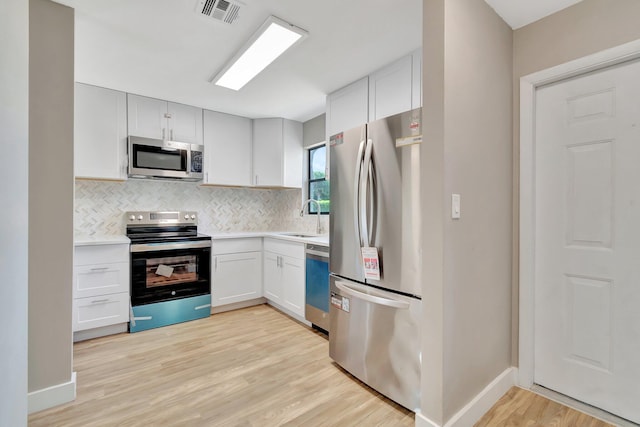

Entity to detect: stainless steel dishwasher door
[305,244,330,331]
[329,274,421,411]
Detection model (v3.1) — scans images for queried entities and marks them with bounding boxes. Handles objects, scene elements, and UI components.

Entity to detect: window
[308,144,329,214]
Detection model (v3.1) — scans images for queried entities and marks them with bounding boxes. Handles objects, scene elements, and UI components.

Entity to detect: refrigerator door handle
[354,139,366,247]
[360,139,374,247]
[335,281,410,309]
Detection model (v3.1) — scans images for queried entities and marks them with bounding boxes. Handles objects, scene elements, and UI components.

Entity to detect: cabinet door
[281,255,305,317]
[203,110,252,186]
[127,94,167,139]
[326,76,369,138]
[168,102,203,144]
[263,251,282,303]
[75,84,127,180]
[282,119,303,188]
[252,118,284,186]
[211,252,262,307]
[411,48,422,109]
[72,291,129,332]
[368,54,413,120]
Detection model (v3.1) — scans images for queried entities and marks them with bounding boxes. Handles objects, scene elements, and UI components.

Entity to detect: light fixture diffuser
[211,16,308,91]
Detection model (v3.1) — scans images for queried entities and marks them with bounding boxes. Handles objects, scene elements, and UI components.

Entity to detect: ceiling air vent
[195,0,243,25]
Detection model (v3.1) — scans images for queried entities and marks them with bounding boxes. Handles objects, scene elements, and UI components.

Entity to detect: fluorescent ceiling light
[211,16,307,91]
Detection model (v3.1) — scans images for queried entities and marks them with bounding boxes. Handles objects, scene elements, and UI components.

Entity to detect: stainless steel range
[126,211,212,332]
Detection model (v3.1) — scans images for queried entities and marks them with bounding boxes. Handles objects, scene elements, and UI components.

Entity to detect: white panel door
[168,102,203,144]
[534,59,640,424]
[203,110,252,186]
[127,94,167,139]
[281,255,305,317]
[368,54,412,121]
[326,76,369,138]
[252,118,283,186]
[211,252,262,307]
[263,251,282,303]
[74,83,127,180]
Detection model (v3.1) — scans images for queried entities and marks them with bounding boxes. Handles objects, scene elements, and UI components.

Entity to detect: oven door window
[133,144,187,171]
[131,246,210,306]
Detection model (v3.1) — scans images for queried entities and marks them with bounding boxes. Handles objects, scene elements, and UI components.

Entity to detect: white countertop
[210,231,329,247]
[74,232,328,247]
[74,235,130,246]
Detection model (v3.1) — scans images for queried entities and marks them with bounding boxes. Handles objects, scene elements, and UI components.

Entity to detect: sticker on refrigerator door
[396,134,423,147]
[331,293,350,313]
[361,247,381,280]
[329,132,344,147]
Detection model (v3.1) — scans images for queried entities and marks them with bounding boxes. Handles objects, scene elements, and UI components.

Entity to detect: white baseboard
[210,297,266,314]
[28,371,76,414]
[415,367,517,427]
[266,301,312,327]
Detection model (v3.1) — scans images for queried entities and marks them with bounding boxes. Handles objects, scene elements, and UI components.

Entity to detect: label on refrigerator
[331,293,350,313]
[361,247,381,280]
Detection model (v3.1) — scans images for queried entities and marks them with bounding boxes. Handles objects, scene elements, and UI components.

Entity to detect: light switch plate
[452,194,461,219]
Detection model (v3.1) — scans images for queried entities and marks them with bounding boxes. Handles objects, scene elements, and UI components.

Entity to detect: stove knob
[190,214,196,220]
[137,215,143,221]
[184,214,190,220]
[129,215,135,221]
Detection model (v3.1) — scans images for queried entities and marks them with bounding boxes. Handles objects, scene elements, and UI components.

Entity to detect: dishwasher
[305,243,329,332]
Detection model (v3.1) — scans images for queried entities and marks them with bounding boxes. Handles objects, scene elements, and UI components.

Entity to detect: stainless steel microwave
[128,136,204,181]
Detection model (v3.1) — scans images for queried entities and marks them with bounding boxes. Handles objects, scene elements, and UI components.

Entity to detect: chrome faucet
[300,199,322,235]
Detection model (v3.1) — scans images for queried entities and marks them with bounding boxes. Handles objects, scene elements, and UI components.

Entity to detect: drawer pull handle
[91,299,109,304]
[90,267,109,271]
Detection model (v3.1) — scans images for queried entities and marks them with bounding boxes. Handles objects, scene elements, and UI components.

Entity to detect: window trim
[307,143,329,215]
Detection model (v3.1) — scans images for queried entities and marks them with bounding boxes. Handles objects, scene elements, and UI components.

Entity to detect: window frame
[307,143,329,215]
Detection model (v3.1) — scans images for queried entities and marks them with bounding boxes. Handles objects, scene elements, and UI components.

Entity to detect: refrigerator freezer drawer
[329,275,421,411]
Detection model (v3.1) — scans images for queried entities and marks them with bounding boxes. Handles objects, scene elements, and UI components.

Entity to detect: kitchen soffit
[51,0,581,123]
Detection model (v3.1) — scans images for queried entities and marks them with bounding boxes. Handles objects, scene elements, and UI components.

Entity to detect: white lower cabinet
[211,238,263,307]
[263,238,305,318]
[73,242,130,339]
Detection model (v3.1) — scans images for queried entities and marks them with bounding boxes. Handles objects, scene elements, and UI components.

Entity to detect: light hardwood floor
[29,304,414,427]
[29,304,615,427]
[475,387,614,427]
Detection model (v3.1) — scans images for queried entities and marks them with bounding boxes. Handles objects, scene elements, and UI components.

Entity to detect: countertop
[210,232,329,247]
[74,232,328,247]
[74,234,131,246]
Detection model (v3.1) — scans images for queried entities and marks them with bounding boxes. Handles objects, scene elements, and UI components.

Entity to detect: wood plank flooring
[475,387,614,427]
[29,304,615,427]
[29,304,414,427]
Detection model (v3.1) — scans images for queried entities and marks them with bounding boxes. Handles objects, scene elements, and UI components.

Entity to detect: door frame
[518,38,640,388]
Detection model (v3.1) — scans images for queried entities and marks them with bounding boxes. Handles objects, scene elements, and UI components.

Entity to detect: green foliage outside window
[308,145,329,214]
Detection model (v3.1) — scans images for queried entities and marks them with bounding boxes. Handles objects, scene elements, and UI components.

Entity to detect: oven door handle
[130,240,211,252]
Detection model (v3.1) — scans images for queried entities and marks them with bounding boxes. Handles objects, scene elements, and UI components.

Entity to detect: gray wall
[0,0,29,424]
[303,113,326,147]
[421,0,513,423]
[29,0,75,394]
[510,0,640,365]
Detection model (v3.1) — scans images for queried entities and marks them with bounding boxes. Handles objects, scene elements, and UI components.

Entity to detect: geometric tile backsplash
[75,179,329,237]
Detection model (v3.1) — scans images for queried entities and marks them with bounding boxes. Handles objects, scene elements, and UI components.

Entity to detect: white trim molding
[28,372,76,414]
[415,367,517,427]
[518,38,640,389]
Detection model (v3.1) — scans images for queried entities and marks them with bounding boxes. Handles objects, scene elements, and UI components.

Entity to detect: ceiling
[53,0,581,123]
[484,0,584,30]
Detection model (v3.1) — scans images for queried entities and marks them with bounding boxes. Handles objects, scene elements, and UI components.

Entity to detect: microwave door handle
[353,139,366,248]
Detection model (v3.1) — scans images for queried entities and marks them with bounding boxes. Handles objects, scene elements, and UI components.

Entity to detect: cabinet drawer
[74,262,129,299]
[263,238,304,259]
[212,238,262,255]
[72,292,129,332]
[75,244,129,266]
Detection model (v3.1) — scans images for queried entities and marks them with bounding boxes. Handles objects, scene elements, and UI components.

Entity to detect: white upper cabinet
[368,54,413,121]
[75,83,128,180]
[326,76,369,138]
[127,94,203,144]
[203,110,252,186]
[326,49,423,138]
[252,118,303,188]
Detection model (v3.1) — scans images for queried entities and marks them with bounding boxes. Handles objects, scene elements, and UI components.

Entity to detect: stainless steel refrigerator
[329,108,422,412]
